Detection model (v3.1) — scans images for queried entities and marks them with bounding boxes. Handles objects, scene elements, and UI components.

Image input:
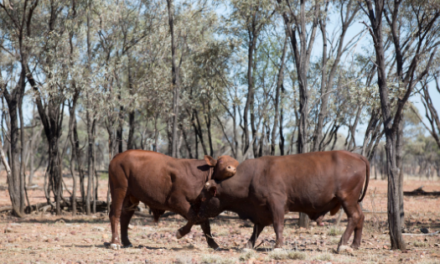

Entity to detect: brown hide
[107,150,238,249]
[198,150,370,252]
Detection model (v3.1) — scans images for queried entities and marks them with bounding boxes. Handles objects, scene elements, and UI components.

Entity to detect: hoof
[208,242,220,250]
[109,243,121,250]
[351,244,360,250]
[122,243,133,248]
[176,230,183,239]
[338,245,354,255]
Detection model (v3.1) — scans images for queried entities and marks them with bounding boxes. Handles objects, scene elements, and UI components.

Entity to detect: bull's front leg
[176,220,194,239]
[173,202,220,249]
[200,220,219,249]
[168,194,197,239]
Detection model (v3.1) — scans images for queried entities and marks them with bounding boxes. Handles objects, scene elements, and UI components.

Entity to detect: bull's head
[198,179,222,219]
[204,155,238,180]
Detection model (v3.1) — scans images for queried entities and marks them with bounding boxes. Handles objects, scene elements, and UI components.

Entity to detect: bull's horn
[205,182,210,187]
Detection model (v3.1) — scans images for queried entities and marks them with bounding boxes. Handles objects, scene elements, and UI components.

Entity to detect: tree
[363,0,440,250]
[166,0,181,158]
[279,0,321,228]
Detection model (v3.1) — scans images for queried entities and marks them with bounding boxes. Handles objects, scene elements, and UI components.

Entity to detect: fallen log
[402,231,440,236]
[404,186,440,197]
[0,206,12,213]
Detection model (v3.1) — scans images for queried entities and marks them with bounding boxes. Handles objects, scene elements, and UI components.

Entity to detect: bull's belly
[230,202,273,226]
[287,197,340,216]
[127,182,173,211]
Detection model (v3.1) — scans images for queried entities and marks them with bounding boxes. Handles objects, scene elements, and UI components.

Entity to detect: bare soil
[0,171,439,264]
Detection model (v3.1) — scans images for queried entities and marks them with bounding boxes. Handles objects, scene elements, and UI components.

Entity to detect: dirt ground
[0,171,439,264]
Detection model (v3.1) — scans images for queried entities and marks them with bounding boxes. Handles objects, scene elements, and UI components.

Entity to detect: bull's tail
[358,155,370,202]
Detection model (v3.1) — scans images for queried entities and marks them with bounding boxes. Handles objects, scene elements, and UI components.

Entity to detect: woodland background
[0,0,439,251]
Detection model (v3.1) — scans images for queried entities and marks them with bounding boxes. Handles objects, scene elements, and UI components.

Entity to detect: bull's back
[109,150,174,205]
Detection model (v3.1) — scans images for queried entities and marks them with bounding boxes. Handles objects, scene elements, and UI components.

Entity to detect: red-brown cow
[196,150,370,252]
[107,150,238,250]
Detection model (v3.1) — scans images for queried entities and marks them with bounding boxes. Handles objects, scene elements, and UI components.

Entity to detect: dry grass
[327,227,344,236]
[201,254,236,264]
[239,249,257,261]
[267,250,307,261]
[313,252,332,261]
[287,251,307,260]
[413,241,429,247]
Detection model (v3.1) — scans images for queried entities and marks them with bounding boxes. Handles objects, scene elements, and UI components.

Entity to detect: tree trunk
[180,123,193,159]
[203,103,214,157]
[166,0,180,158]
[86,109,96,215]
[117,108,124,154]
[2,73,26,217]
[127,110,135,150]
[73,118,85,206]
[271,37,287,156]
[364,0,406,250]
[283,0,320,227]
[243,30,257,156]
[1,132,23,217]
[279,84,285,156]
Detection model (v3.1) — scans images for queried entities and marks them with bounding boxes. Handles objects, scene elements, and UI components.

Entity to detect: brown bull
[196,150,370,252]
[107,150,238,249]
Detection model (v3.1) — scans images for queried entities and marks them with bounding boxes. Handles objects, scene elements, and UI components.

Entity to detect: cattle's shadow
[63,244,108,249]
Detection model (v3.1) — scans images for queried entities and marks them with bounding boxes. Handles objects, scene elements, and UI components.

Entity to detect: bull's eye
[227,166,231,169]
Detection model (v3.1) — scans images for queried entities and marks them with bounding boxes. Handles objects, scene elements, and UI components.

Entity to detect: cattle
[106,150,239,250]
[195,150,370,252]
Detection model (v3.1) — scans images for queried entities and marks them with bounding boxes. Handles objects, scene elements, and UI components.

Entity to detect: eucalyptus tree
[278,0,322,228]
[420,75,440,149]
[312,0,361,152]
[166,0,181,158]
[363,0,440,250]
[224,0,276,157]
[22,0,89,215]
[0,0,41,217]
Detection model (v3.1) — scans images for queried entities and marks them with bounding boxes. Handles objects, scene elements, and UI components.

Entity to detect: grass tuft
[268,250,307,261]
[413,241,428,247]
[239,250,257,261]
[201,254,236,264]
[174,256,193,264]
[328,227,344,236]
[314,252,332,261]
[287,251,307,260]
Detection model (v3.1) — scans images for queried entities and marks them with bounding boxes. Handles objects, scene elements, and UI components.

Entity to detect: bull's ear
[204,155,217,167]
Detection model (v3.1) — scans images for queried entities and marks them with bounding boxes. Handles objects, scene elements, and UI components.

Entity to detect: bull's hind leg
[109,186,127,250]
[120,195,139,247]
[270,200,286,249]
[200,220,219,249]
[245,223,265,249]
[337,200,361,252]
[351,203,364,249]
